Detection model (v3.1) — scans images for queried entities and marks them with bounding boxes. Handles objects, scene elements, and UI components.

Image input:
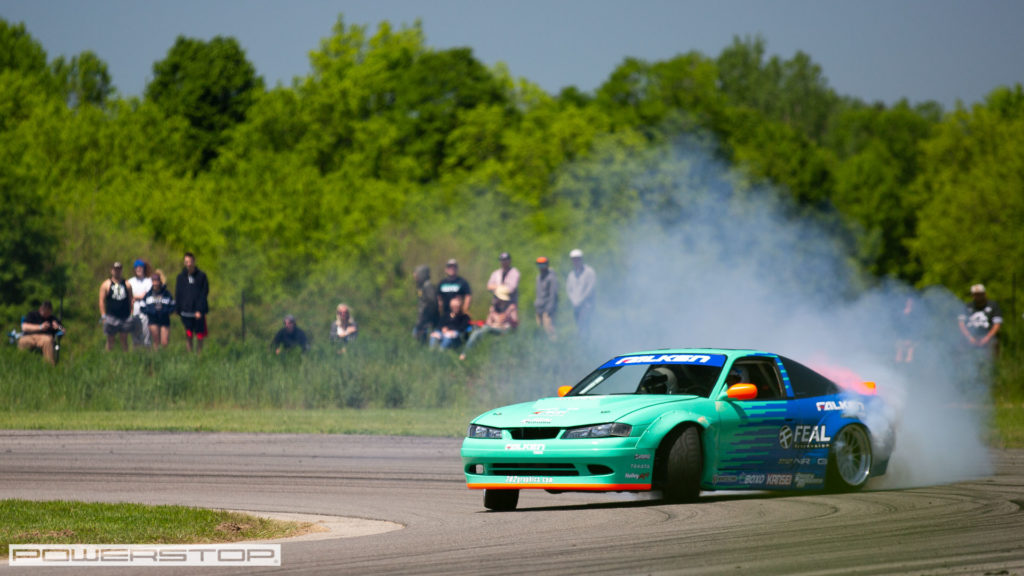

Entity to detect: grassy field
[0,408,477,436]
[0,500,311,558]
[1,334,1022,445]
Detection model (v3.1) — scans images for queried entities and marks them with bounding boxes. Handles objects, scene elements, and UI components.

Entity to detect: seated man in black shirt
[272,314,309,355]
[19,301,65,365]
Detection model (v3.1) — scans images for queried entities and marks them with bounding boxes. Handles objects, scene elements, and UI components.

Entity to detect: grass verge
[0,500,312,558]
[0,408,479,436]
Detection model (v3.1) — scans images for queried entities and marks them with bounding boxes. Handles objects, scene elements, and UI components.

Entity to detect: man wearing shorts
[175,252,209,355]
[99,261,133,351]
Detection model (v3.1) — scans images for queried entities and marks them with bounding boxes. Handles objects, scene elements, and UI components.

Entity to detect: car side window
[778,356,839,398]
[734,357,786,400]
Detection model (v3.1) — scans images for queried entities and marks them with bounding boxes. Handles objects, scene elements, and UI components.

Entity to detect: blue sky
[2,0,1022,110]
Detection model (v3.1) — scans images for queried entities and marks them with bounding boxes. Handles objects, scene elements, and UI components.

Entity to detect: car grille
[490,463,579,476]
[507,427,561,440]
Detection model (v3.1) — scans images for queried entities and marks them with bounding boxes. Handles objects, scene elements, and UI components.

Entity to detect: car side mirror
[725,383,758,401]
[557,385,573,397]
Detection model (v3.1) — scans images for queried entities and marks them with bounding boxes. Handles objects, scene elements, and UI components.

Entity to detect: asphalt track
[2,431,1023,575]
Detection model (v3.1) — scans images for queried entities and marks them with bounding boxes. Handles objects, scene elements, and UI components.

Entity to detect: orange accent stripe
[468,483,651,491]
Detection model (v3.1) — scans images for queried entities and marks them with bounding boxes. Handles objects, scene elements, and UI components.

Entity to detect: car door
[711,355,800,489]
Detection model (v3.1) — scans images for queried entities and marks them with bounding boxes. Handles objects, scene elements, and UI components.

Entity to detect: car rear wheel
[662,426,701,503]
[483,489,519,511]
[826,424,872,492]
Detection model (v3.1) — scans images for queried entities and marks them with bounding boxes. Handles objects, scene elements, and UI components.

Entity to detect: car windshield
[569,356,725,398]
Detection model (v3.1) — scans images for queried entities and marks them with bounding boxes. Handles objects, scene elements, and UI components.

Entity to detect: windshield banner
[600,353,726,369]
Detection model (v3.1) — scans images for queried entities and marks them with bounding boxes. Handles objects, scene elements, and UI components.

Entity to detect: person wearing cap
[460,286,519,360]
[566,248,597,338]
[272,314,309,354]
[437,259,472,317]
[176,252,210,355]
[99,261,134,351]
[534,256,558,340]
[126,258,153,349]
[413,265,439,344]
[958,283,1003,355]
[486,252,520,304]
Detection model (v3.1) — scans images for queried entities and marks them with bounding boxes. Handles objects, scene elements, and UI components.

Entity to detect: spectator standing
[413,265,439,343]
[958,284,1003,356]
[175,252,209,355]
[99,261,134,351]
[460,286,518,360]
[141,270,175,349]
[486,252,520,304]
[18,301,64,365]
[430,295,470,350]
[437,259,472,317]
[272,314,309,354]
[330,303,358,354]
[534,256,558,340]
[127,258,153,349]
[566,248,597,338]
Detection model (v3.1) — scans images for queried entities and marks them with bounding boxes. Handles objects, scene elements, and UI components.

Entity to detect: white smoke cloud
[580,141,993,488]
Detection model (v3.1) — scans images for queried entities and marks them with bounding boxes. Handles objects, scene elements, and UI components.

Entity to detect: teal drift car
[462,348,893,511]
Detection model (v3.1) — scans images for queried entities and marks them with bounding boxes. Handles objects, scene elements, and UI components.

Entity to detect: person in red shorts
[175,252,209,355]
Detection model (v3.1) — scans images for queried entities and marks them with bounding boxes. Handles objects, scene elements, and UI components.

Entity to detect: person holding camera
[19,301,65,365]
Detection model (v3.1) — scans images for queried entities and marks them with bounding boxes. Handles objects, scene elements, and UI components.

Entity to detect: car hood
[473,395,697,428]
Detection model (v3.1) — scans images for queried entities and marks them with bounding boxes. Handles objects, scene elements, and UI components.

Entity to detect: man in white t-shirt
[127,258,153,348]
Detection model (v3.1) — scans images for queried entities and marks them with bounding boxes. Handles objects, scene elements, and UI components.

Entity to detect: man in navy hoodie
[175,252,209,355]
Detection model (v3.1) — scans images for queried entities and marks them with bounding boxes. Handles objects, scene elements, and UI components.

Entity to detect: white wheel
[827,425,872,491]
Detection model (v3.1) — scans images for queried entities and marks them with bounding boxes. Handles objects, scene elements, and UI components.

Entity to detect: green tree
[52,50,114,108]
[910,85,1024,296]
[145,35,264,170]
[0,19,49,79]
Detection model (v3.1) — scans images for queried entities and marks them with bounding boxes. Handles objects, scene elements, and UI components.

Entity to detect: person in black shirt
[429,295,470,350]
[18,301,64,365]
[176,252,210,355]
[958,283,1003,356]
[272,314,309,354]
[437,259,472,317]
[99,261,133,352]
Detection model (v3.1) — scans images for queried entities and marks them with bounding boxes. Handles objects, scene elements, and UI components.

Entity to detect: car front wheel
[662,426,702,503]
[483,489,519,511]
[826,424,872,492]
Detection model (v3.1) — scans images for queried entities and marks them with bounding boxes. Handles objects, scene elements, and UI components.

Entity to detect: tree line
[1,17,1021,344]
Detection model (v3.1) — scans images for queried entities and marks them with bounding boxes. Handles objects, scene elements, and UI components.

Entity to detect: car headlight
[563,423,632,439]
[467,424,503,439]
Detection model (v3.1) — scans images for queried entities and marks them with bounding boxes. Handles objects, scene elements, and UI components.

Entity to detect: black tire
[825,425,872,492]
[483,489,519,511]
[662,426,702,503]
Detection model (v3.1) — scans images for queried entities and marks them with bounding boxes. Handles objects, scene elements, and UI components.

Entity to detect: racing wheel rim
[834,425,871,487]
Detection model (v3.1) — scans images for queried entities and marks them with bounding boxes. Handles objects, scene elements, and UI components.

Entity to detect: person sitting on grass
[272,314,309,355]
[460,287,518,361]
[429,295,470,351]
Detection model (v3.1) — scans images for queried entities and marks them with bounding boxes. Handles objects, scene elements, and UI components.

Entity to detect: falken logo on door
[505,443,545,454]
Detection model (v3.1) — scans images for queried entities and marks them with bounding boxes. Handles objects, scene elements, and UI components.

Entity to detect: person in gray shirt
[566,248,596,338]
